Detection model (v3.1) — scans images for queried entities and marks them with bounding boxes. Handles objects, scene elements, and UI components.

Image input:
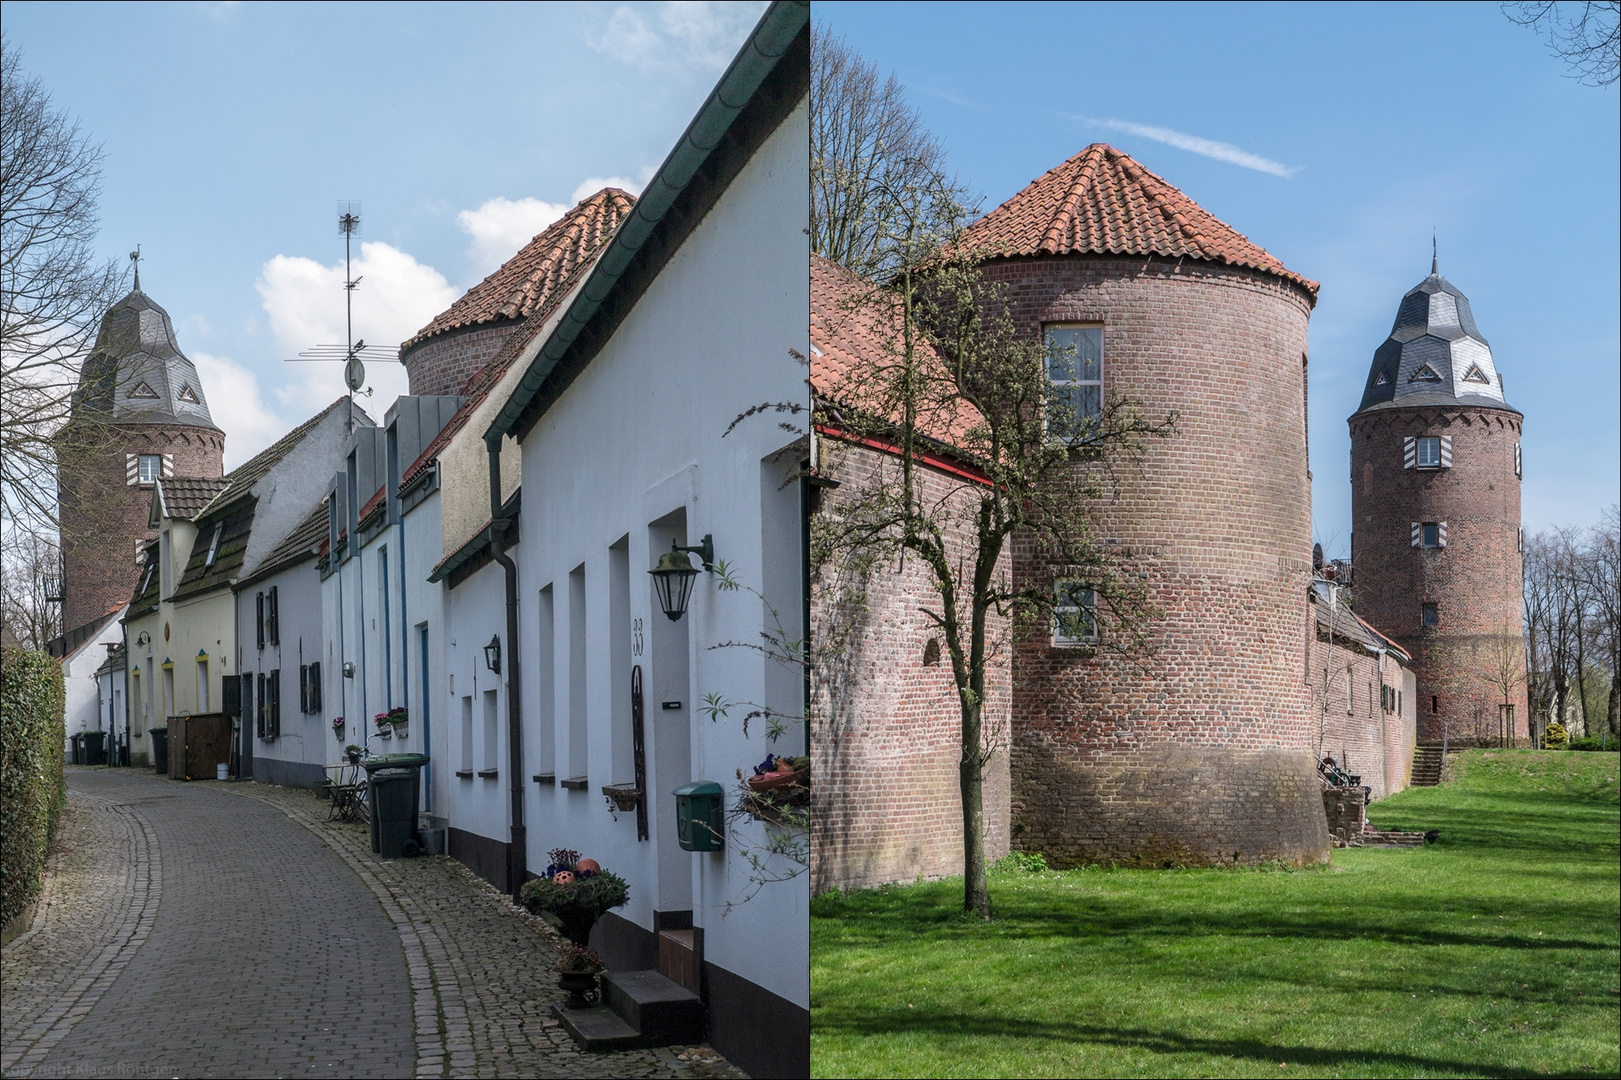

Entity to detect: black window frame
[267,586,280,646]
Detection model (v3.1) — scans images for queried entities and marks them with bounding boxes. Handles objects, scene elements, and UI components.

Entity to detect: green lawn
[811,750,1620,1078]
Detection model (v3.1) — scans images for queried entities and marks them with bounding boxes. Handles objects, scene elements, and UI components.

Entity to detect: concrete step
[602,968,705,1046]
[553,1003,643,1052]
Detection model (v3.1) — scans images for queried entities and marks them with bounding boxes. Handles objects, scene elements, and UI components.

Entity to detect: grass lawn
[810,750,1620,1078]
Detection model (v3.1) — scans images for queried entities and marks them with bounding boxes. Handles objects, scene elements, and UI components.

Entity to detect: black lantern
[649,534,714,621]
[483,634,502,674]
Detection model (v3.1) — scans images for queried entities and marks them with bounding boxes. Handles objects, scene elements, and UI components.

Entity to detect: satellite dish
[345,356,365,392]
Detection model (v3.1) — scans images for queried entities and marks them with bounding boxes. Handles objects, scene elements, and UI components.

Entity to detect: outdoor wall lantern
[483,634,502,675]
[649,534,715,622]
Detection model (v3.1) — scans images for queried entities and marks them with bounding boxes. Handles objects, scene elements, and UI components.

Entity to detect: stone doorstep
[552,1003,644,1052]
[605,969,706,1046]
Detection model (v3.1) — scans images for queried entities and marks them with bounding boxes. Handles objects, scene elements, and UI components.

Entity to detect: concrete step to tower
[1411,746,1445,787]
[602,968,705,1045]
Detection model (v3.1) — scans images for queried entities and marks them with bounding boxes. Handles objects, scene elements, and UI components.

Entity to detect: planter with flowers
[372,712,394,740]
[384,706,408,738]
[332,716,346,742]
[555,944,606,1007]
[742,753,809,827]
[519,847,629,1004]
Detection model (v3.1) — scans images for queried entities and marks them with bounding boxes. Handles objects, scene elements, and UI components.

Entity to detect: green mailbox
[673,781,725,852]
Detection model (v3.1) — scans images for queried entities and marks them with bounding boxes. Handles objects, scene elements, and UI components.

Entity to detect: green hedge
[1,645,66,929]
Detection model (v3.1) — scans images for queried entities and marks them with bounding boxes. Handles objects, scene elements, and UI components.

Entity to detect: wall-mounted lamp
[649,534,715,622]
[483,634,502,674]
[342,661,356,679]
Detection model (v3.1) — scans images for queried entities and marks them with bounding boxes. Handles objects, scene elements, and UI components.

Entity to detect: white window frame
[138,454,163,483]
[1043,324,1103,436]
[1052,580,1097,646]
[1415,436,1441,468]
[204,522,224,568]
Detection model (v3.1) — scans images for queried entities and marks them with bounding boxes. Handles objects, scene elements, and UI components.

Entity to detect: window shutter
[268,587,279,646]
[1403,436,1416,469]
[161,454,174,478]
[1518,527,1523,553]
[1515,443,1522,478]
[309,662,322,712]
[126,454,140,485]
[1438,521,1448,548]
[256,593,265,650]
[1411,522,1421,547]
[270,669,280,738]
[1439,436,1452,468]
[256,673,266,738]
[299,664,309,714]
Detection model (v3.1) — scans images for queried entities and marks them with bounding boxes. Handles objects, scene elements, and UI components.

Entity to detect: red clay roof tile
[961,144,1318,301]
[401,189,635,352]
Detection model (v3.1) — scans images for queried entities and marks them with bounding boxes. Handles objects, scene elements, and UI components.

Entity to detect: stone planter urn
[557,970,598,1008]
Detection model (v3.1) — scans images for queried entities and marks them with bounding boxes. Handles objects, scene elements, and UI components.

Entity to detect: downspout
[487,437,526,894]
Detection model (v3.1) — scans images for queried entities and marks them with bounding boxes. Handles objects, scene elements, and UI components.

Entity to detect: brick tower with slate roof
[960,144,1329,869]
[58,274,224,632]
[1348,256,1527,746]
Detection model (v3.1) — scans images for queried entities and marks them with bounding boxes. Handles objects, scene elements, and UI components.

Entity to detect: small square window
[1421,523,1440,548]
[1053,580,1097,646]
[138,454,162,483]
[1415,437,1441,468]
[1422,603,1438,627]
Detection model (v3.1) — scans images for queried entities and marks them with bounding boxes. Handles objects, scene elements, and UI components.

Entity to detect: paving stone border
[216,778,745,1079]
[0,786,160,1077]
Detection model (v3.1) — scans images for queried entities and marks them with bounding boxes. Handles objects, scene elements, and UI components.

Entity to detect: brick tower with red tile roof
[399,189,634,397]
[57,277,225,633]
[961,144,1329,867]
[1347,259,1527,747]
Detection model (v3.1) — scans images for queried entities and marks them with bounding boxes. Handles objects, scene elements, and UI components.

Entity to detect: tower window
[1422,602,1438,627]
[1422,523,1440,548]
[1053,580,1097,646]
[1043,325,1103,435]
[1410,364,1442,382]
[1462,363,1490,384]
[138,455,162,483]
[1415,437,1441,468]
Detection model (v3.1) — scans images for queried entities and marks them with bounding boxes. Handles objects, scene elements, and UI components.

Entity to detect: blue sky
[820,0,1620,551]
[4,1,766,466]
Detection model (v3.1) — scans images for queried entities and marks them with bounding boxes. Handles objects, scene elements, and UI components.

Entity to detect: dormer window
[129,381,160,399]
[178,384,200,403]
[1462,364,1490,384]
[1409,364,1442,382]
[1373,370,1389,387]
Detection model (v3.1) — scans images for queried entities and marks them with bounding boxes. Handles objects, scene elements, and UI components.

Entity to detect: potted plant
[520,846,629,950]
[345,744,363,765]
[555,943,605,1008]
[386,705,408,737]
[373,712,394,739]
[742,753,809,826]
[332,716,346,742]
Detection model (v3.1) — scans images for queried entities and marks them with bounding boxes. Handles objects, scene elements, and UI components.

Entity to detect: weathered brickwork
[1348,406,1528,745]
[810,441,1012,893]
[58,423,224,631]
[402,322,518,398]
[1309,620,1417,801]
[979,254,1328,868]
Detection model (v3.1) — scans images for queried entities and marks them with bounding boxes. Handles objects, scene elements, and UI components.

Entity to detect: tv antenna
[284,201,397,427]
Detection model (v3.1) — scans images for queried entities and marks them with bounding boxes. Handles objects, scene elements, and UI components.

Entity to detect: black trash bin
[70,733,83,765]
[83,731,106,766]
[362,753,430,858]
[151,728,168,774]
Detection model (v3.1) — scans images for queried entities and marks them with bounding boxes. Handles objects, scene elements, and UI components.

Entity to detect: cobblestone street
[1,768,743,1079]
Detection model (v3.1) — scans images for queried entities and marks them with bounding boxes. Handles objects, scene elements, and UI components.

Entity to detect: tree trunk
[959,699,989,920]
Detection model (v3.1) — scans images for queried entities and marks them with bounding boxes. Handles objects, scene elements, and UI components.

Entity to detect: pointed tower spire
[129,245,142,292]
[1431,231,1437,276]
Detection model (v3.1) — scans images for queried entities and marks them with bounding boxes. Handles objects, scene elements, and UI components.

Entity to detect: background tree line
[1524,504,1619,739]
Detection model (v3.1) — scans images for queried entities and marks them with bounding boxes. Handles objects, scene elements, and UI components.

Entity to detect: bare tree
[1575,505,1619,733]
[1503,1,1620,85]
[1,35,126,544]
[0,531,63,650]
[809,23,953,281]
[1481,622,1529,747]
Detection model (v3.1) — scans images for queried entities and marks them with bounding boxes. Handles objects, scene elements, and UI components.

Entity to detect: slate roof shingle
[960,144,1318,301]
[401,189,635,353]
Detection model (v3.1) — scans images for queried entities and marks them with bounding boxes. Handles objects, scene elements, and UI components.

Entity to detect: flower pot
[392,723,409,739]
[557,969,599,1008]
[747,766,808,793]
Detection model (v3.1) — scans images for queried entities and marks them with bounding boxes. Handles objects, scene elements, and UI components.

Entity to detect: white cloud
[191,351,287,470]
[255,241,458,417]
[1090,118,1298,178]
[457,197,570,279]
[588,1,767,72]
[570,173,650,204]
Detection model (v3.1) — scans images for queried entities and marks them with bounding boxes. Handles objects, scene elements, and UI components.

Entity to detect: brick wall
[58,422,224,631]
[979,254,1328,867]
[1348,405,1528,745]
[1309,611,1417,801]
[401,322,517,398]
[810,441,1012,894]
